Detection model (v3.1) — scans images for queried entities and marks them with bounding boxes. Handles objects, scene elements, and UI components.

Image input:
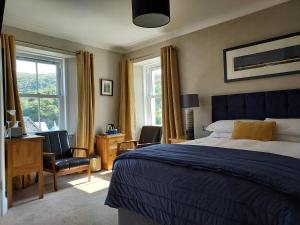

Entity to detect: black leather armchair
[117,126,162,155]
[36,130,91,191]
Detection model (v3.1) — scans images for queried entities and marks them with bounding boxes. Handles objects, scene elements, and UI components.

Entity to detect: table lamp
[180,94,199,140]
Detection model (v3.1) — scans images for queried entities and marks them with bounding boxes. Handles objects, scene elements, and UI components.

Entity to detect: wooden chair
[36,130,91,191]
[117,126,162,155]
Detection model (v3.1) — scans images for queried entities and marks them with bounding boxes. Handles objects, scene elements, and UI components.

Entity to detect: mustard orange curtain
[1,34,33,188]
[119,59,135,140]
[161,46,183,143]
[1,34,25,132]
[76,51,95,156]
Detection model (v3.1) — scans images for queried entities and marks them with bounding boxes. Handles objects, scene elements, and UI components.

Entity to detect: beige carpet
[0,171,118,225]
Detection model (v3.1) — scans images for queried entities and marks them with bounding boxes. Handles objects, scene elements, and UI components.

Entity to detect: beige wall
[3,0,300,138]
[126,0,300,138]
[2,25,123,135]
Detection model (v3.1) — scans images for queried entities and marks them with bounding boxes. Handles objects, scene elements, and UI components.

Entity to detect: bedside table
[169,138,187,144]
[95,134,125,170]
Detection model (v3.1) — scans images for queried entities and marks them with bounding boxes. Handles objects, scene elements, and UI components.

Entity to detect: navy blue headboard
[212,89,300,122]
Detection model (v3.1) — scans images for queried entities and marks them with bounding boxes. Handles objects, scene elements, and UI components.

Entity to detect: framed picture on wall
[100,79,113,96]
[223,32,300,82]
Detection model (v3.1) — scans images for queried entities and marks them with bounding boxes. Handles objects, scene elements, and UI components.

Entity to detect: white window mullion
[57,62,66,130]
[143,61,162,126]
[35,61,39,95]
[37,95,41,130]
[35,61,41,129]
[20,94,59,98]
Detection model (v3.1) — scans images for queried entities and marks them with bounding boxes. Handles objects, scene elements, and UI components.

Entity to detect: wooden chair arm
[43,152,55,159]
[137,142,161,148]
[71,147,88,150]
[118,140,138,144]
[71,147,90,157]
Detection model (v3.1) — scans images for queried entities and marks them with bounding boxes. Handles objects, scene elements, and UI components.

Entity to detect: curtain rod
[130,53,159,62]
[129,45,178,62]
[16,40,78,55]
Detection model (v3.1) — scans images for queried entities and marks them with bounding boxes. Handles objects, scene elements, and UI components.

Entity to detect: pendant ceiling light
[131,0,170,28]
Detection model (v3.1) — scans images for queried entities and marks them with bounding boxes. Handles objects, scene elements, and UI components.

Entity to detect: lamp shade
[180,94,200,108]
[131,0,170,28]
[0,0,5,34]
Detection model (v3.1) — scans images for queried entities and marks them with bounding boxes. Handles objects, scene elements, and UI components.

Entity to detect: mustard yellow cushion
[231,121,276,141]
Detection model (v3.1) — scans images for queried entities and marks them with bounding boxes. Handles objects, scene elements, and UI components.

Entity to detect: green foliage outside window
[17,72,59,131]
[154,72,162,126]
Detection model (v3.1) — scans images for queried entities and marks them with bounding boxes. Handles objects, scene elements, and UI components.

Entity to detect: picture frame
[100,79,113,96]
[223,32,300,82]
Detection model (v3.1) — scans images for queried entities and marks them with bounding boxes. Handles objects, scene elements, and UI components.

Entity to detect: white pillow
[209,132,232,139]
[265,118,300,136]
[206,120,261,133]
[206,120,235,133]
[273,134,300,143]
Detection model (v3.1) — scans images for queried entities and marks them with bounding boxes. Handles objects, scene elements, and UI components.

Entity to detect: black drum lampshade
[0,0,6,34]
[131,0,170,28]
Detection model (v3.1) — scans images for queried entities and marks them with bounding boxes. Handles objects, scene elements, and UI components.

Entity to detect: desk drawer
[108,148,117,159]
[108,138,124,148]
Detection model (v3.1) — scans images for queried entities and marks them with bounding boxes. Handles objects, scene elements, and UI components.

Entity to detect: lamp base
[185,128,194,140]
[183,109,195,140]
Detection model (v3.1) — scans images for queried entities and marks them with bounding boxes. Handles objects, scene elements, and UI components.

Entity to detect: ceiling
[3,0,289,53]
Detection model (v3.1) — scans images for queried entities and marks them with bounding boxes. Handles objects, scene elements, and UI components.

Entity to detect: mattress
[183,136,300,159]
[105,138,300,225]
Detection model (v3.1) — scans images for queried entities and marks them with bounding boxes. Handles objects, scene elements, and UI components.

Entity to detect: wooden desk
[5,135,44,208]
[95,134,125,170]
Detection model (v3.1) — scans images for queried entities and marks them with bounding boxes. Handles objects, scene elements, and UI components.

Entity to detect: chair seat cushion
[44,157,90,171]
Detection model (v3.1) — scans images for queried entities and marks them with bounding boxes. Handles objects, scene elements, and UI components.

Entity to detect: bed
[105,89,300,225]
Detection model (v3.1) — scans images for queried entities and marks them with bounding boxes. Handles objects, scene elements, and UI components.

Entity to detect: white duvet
[181,136,300,160]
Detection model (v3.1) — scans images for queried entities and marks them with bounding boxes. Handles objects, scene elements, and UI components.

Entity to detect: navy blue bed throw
[106,144,300,225]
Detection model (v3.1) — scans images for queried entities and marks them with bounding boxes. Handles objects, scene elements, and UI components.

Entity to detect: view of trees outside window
[144,63,162,126]
[150,68,162,126]
[16,57,61,132]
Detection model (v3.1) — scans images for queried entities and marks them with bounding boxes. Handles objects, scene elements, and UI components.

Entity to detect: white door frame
[0,41,8,216]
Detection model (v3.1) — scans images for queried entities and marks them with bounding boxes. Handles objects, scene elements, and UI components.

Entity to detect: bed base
[118,209,161,225]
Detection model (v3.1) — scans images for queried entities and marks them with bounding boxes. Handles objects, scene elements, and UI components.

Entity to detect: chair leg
[35,172,39,183]
[53,173,58,191]
[87,167,91,182]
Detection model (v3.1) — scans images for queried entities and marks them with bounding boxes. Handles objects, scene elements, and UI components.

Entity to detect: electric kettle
[106,124,118,134]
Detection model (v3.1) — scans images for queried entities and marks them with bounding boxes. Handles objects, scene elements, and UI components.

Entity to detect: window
[16,53,65,133]
[144,62,162,126]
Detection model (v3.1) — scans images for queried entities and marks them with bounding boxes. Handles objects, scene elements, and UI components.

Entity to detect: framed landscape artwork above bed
[223,32,300,82]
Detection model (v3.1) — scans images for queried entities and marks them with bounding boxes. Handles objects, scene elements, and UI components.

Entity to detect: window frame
[16,52,66,132]
[143,62,162,126]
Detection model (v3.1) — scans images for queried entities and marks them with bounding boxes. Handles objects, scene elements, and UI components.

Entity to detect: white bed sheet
[181,136,300,159]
